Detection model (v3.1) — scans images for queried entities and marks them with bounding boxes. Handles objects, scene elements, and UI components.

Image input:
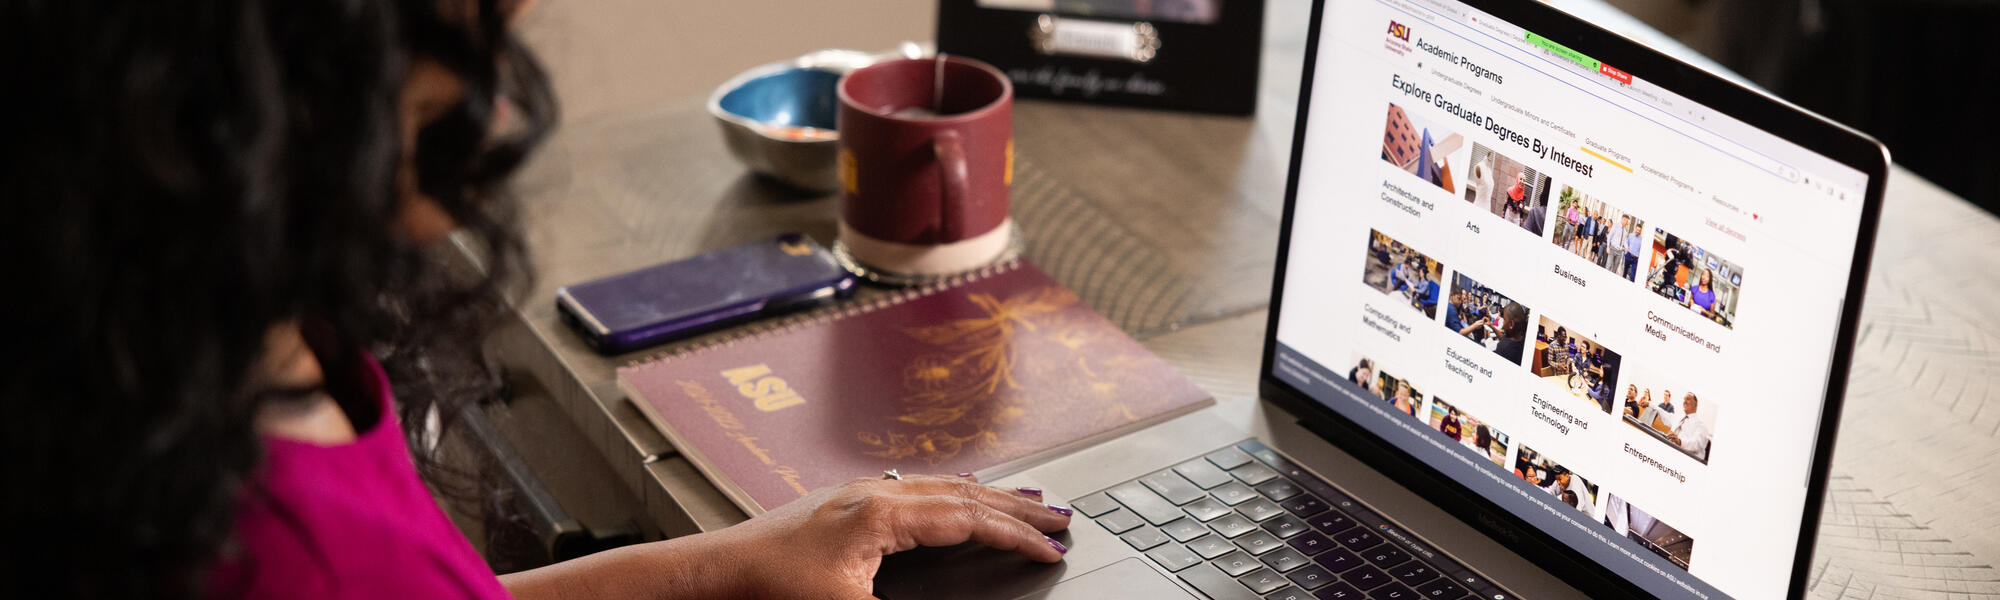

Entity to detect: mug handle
[932,130,971,242]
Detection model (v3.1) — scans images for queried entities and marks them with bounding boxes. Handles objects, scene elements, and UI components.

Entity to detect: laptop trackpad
[1011,559,1195,600]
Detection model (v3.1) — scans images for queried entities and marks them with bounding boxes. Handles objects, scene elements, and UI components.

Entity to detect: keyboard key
[1265,586,1311,600]
[1209,513,1260,538]
[1072,492,1121,517]
[1147,543,1204,572]
[1096,508,1144,534]
[1120,526,1169,551]
[1314,547,1363,573]
[1285,564,1337,590]
[1188,534,1240,559]
[1312,581,1364,599]
[1365,582,1419,600]
[1308,511,1356,534]
[1185,496,1235,521]
[1296,477,1344,505]
[1334,529,1382,551]
[1142,470,1207,505]
[1443,573,1495,598]
[1216,550,1263,576]
[1109,481,1185,525]
[1177,562,1262,600]
[1230,462,1281,485]
[1282,494,1330,517]
[1212,481,1259,505]
[1240,442,1284,467]
[1206,447,1255,470]
[1175,459,1236,489]
[1261,547,1311,573]
[1256,479,1303,502]
[1238,568,1289,595]
[1389,562,1439,587]
[1238,498,1287,522]
[1360,545,1408,568]
[1162,517,1211,543]
[1414,578,1468,599]
[1235,530,1285,555]
[1288,531,1335,556]
[1262,514,1311,539]
[1345,565,1392,591]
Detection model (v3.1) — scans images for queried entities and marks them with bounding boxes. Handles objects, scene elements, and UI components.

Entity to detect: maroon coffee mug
[836,55,1013,277]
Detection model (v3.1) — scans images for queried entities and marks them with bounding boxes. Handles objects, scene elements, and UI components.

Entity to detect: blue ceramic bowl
[716,67,841,133]
[709,61,851,192]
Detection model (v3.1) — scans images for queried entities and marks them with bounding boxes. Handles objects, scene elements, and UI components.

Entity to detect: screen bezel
[1257,1,1891,598]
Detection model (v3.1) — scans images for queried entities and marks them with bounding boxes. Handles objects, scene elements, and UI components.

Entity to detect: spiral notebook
[618,259,1213,514]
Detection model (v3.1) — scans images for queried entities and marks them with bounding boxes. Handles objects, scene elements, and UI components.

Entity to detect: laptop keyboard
[1068,440,1515,600]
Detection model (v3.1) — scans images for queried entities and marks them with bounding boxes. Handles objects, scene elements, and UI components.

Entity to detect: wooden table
[487,1,2000,597]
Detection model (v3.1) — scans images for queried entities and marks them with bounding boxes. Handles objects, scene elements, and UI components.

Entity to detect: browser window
[1269,1,1871,598]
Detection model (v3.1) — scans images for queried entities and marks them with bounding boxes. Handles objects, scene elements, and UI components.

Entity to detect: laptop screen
[1268,1,1875,598]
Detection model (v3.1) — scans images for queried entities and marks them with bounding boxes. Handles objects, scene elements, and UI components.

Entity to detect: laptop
[877,0,1890,598]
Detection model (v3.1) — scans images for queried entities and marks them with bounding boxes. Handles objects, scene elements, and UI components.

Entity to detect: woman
[1392,381,1418,416]
[1690,268,1719,318]
[1348,359,1376,388]
[6,1,1068,598]
[1491,303,1529,364]
[1594,211,1614,268]
[1508,169,1530,217]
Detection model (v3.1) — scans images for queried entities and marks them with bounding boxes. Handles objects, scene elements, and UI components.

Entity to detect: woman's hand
[500,474,1071,600]
[706,474,1073,599]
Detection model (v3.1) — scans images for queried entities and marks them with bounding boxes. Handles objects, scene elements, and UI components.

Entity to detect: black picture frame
[936,0,1265,115]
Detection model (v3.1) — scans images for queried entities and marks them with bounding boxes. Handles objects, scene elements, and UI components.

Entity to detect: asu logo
[1387,21,1412,42]
[722,364,805,412]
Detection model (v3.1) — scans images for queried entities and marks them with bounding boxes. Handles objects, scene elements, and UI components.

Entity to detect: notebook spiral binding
[621,259,1024,369]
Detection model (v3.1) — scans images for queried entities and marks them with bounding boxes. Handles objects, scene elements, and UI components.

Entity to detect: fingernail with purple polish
[1047,504,1074,516]
[957,473,975,478]
[1046,536,1069,555]
[1016,487,1043,497]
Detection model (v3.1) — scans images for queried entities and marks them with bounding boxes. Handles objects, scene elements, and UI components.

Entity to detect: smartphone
[556,234,858,354]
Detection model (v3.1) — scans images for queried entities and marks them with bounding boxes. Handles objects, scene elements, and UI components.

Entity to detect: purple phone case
[556,234,857,354]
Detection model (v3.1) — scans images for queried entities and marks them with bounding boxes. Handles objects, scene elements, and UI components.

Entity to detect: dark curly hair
[0,0,554,596]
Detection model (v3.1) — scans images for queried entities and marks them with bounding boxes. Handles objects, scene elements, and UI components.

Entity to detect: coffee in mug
[835,55,1014,280]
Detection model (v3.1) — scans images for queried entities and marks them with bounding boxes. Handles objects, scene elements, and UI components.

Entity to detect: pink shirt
[208,350,509,600]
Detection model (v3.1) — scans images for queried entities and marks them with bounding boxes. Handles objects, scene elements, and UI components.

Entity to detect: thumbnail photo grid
[1605,494,1696,571]
[1465,142,1552,236]
[1382,103,1464,194]
[1531,316,1625,415]
[1443,273,1531,365]
[1427,397,1512,467]
[1550,186,1646,282]
[1647,229,1745,329]
[1347,355,1426,419]
[1619,372,1717,463]
[1513,446,1600,520]
[1362,230,1445,319]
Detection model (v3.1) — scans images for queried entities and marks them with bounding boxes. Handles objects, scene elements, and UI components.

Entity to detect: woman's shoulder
[212,351,507,600]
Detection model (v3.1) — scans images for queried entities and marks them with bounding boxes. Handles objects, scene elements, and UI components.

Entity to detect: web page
[1270,1,1871,599]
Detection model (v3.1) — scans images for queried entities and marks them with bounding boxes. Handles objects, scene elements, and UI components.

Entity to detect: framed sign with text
[937,0,1265,115]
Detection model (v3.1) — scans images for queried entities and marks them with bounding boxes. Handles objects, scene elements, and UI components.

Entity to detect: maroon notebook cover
[618,260,1213,513]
